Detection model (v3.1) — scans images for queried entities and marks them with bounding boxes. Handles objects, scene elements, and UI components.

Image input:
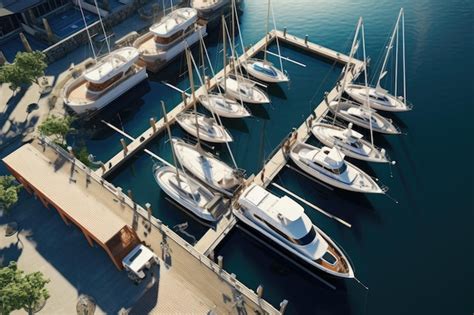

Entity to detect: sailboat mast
[376,8,403,91]
[78,0,96,60]
[222,15,227,92]
[332,17,362,125]
[270,0,284,72]
[93,0,111,53]
[231,0,236,59]
[161,101,181,183]
[263,0,271,63]
[402,8,407,106]
[361,20,374,148]
[185,49,201,150]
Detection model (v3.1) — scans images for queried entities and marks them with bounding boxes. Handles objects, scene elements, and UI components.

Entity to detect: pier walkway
[3,138,279,314]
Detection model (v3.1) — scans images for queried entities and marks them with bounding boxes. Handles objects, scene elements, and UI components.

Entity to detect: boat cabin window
[312,159,347,175]
[253,63,277,77]
[254,214,317,246]
[87,72,123,92]
[154,29,184,45]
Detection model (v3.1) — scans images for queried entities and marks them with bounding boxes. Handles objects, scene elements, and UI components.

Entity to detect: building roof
[2,143,127,244]
[0,0,43,17]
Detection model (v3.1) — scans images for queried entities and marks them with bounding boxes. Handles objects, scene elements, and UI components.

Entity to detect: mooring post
[279,300,289,314]
[150,117,156,133]
[182,92,187,107]
[305,34,309,45]
[205,76,210,89]
[256,285,264,298]
[120,138,128,155]
[283,27,287,37]
[145,202,152,220]
[67,146,75,158]
[217,255,223,269]
[324,91,329,105]
[209,250,215,262]
[260,168,265,182]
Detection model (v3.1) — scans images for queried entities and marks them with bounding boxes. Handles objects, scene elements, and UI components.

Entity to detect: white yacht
[218,74,270,104]
[328,100,400,135]
[153,165,221,222]
[345,84,411,112]
[63,47,147,115]
[234,184,354,278]
[289,141,383,194]
[311,122,389,163]
[242,58,289,83]
[171,138,241,196]
[133,8,207,65]
[199,93,251,118]
[191,0,229,16]
[175,111,233,143]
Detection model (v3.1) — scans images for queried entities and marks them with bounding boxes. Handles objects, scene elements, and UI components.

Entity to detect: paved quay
[2,138,279,314]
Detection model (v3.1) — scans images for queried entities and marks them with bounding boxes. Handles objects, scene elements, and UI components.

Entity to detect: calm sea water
[7,0,473,314]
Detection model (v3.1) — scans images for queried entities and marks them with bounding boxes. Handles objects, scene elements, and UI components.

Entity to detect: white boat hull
[175,112,233,143]
[242,59,289,83]
[64,67,148,115]
[218,76,270,104]
[345,84,412,112]
[289,142,383,194]
[199,93,251,118]
[233,209,354,278]
[311,123,389,163]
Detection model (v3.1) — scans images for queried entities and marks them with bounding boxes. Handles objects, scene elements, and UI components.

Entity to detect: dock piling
[149,117,157,133]
[305,34,309,45]
[182,92,187,107]
[217,255,223,269]
[67,146,74,158]
[120,138,128,155]
[283,27,287,37]
[145,202,152,220]
[279,300,289,314]
[256,285,264,298]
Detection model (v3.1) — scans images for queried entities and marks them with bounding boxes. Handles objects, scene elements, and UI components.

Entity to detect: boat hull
[345,84,412,112]
[233,208,354,279]
[63,66,148,115]
[218,77,270,104]
[199,94,251,118]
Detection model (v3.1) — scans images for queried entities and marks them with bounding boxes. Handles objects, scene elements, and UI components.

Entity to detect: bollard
[209,250,215,262]
[150,117,156,133]
[120,138,128,154]
[145,202,152,220]
[67,146,75,158]
[279,300,289,314]
[304,34,309,45]
[283,27,287,37]
[182,92,187,107]
[324,91,329,105]
[260,168,265,182]
[117,187,125,202]
[217,255,223,269]
[256,285,264,298]
[127,189,133,200]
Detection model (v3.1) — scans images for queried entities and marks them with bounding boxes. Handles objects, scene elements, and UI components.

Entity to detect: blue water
[3,0,473,314]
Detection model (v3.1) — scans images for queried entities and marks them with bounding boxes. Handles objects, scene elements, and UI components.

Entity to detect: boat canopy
[84,47,139,84]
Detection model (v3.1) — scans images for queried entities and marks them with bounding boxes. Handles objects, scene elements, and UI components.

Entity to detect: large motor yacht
[133,8,207,66]
[62,47,147,115]
[289,141,383,194]
[234,184,354,278]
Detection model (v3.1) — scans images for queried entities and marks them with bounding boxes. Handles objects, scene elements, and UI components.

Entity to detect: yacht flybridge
[133,8,207,64]
[289,141,383,194]
[175,111,233,143]
[328,100,400,135]
[312,122,389,163]
[233,184,354,278]
[172,138,241,196]
[63,47,147,115]
[345,9,411,112]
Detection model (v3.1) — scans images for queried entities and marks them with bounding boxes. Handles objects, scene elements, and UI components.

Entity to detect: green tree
[0,262,50,315]
[0,175,22,212]
[38,115,74,145]
[0,51,47,91]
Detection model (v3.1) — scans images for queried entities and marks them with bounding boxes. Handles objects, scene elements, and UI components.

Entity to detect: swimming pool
[47,6,98,39]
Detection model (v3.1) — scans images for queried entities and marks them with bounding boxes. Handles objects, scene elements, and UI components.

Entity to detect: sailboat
[313,18,389,163]
[345,9,412,112]
[176,48,234,143]
[217,15,270,104]
[233,183,355,278]
[153,102,225,222]
[289,142,383,194]
[241,0,289,83]
[328,18,400,135]
[173,49,242,196]
[63,1,147,115]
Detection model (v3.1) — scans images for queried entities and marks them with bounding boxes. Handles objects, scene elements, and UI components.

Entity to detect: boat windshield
[253,63,277,77]
[294,226,317,246]
[254,214,317,246]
